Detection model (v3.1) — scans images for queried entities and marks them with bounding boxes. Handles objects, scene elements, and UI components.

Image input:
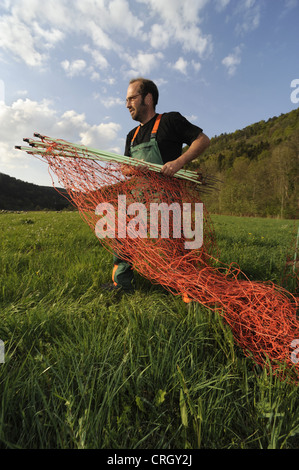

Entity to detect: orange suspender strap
[131,125,140,146]
[130,114,162,146]
[151,113,162,137]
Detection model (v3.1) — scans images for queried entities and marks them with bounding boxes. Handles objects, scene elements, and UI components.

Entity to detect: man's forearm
[161,132,210,177]
[177,133,210,167]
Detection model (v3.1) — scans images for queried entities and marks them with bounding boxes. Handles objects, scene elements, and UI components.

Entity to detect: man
[104,77,210,293]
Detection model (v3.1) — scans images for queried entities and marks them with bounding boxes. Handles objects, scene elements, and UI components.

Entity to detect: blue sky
[0,0,298,186]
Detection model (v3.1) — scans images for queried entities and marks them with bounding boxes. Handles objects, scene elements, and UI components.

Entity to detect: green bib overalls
[112,114,163,290]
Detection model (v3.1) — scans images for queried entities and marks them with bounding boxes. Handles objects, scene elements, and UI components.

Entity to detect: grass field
[0,210,298,449]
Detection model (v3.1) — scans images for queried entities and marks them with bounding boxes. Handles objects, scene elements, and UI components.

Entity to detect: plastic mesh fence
[17,134,299,383]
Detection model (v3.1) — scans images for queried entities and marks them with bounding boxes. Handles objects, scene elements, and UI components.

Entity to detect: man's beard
[131,98,147,122]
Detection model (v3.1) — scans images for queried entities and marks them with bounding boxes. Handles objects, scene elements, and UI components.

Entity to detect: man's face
[126,82,146,122]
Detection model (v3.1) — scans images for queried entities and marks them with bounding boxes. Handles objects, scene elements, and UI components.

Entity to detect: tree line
[0,173,72,211]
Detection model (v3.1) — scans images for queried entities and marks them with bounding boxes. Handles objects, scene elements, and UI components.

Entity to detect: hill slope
[188,107,299,218]
[0,173,72,211]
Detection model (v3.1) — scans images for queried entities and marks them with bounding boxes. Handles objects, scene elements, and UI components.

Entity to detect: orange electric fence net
[16,134,299,383]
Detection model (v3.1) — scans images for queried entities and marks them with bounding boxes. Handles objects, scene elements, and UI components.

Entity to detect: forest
[0,173,71,211]
[188,107,299,219]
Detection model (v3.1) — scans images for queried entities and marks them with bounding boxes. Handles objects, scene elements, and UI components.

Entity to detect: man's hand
[161,159,184,177]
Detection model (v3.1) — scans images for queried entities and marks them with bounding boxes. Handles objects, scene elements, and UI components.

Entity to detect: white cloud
[9,0,71,28]
[32,22,65,50]
[123,51,164,77]
[103,78,116,86]
[0,0,213,81]
[76,0,144,39]
[61,59,87,78]
[172,57,202,75]
[56,110,89,136]
[139,0,212,59]
[173,57,188,75]
[101,97,124,108]
[82,44,109,70]
[222,45,243,76]
[15,90,29,97]
[0,0,144,70]
[86,20,118,52]
[0,14,46,67]
[0,1,70,67]
[234,0,261,35]
[186,114,198,122]
[154,78,168,87]
[150,24,171,49]
[107,0,145,37]
[192,60,202,72]
[89,70,101,82]
[80,122,121,148]
[0,98,57,174]
[0,98,123,176]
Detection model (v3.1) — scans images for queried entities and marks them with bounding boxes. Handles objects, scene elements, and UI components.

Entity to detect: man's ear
[144,93,152,105]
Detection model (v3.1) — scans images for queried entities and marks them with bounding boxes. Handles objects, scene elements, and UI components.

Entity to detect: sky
[0,0,298,187]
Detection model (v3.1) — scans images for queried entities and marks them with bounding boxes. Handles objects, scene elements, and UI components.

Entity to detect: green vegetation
[188,108,299,219]
[0,211,298,449]
[0,173,72,211]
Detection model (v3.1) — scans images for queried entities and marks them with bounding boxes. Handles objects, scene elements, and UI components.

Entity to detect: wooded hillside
[0,173,72,211]
[189,107,299,218]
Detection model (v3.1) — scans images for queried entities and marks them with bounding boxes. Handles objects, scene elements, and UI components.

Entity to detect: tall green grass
[0,211,298,449]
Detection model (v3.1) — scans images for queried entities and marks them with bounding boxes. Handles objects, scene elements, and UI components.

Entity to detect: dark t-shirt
[124,112,203,164]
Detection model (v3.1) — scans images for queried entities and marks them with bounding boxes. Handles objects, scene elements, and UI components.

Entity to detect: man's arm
[161,132,210,177]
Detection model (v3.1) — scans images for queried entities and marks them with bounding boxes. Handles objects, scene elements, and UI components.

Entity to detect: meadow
[0,210,298,449]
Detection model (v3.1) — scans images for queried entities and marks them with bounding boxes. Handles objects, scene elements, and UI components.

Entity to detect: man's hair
[129,78,159,108]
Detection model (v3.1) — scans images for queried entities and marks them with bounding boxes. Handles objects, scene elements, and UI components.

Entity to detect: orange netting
[28,137,299,383]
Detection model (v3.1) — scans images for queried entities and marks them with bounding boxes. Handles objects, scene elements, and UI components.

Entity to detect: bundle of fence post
[16,133,299,383]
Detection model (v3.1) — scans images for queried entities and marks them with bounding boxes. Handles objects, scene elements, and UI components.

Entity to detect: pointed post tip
[34,132,45,140]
